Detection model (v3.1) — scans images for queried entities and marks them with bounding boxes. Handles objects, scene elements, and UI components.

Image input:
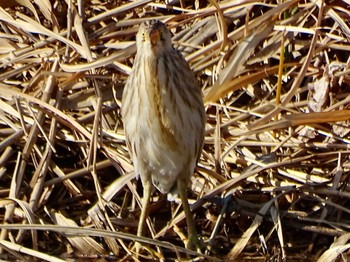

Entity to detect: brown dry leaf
[48,211,106,255]
[73,9,93,61]
[332,122,350,137]
[11,0,40,21]
[317,233,350,262]
[227,198,275,260]
[33,0,59,30]
[217,20,274,85]
[204,64,284,104]
[0,39,19,54]
[241,110,350,136]
[0,9,86,57]
[308,74,330,112]
[0,240,66,262]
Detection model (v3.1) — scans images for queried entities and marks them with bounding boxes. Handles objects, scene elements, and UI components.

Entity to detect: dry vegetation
[0,0,350,261]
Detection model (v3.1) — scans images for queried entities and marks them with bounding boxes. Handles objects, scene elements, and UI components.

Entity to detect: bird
[121,19,205,251]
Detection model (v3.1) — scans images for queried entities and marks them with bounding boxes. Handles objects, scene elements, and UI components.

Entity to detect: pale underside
[122,44,204,195]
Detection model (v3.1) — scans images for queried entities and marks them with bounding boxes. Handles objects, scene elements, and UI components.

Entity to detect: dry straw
[0,0,350,261]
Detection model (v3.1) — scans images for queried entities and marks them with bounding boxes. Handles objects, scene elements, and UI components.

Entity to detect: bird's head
[136,20,172,54]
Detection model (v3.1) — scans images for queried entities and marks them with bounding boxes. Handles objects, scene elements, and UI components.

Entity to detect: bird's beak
[149,28,160,46]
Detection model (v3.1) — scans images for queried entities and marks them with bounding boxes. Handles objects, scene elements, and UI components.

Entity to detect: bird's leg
[135,178,152,253]
[177,176,201,252]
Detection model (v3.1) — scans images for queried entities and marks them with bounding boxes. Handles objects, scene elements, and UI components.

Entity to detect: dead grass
[0,0,350,261]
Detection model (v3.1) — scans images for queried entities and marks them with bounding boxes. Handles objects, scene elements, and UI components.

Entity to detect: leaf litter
[0,0,350,261]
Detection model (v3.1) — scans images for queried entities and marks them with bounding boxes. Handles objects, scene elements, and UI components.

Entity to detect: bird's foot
[174,224,204,253]
[185,233,204,253]
[131,241,160,260]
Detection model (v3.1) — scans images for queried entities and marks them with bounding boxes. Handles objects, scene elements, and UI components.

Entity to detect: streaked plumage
[121,20,205,250]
